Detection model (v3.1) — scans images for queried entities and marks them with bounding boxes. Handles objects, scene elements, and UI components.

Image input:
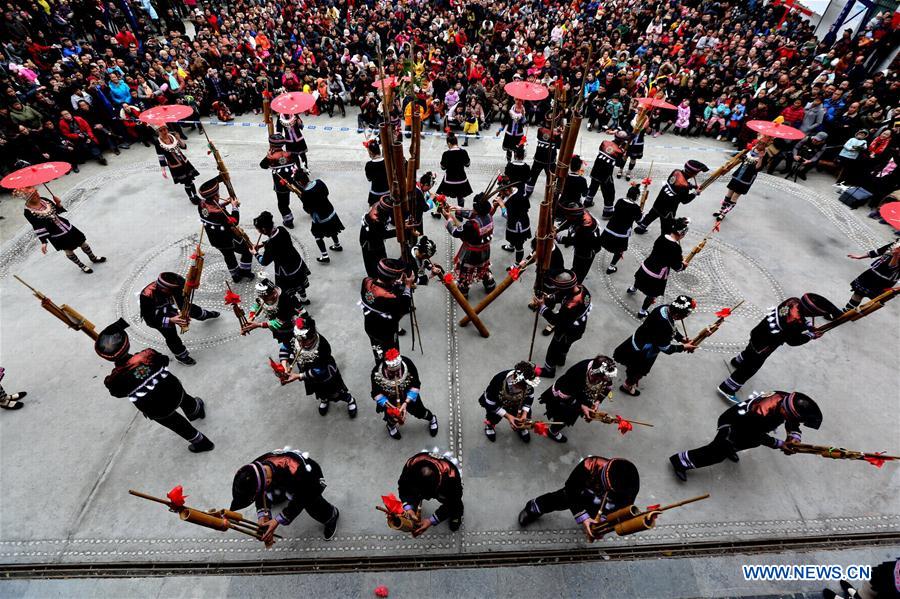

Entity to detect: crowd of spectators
[1,0,898,210]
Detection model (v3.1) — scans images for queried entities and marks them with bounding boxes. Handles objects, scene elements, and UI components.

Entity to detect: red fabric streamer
[518,135,527,146]
[167,485,187,507]
[380,493,404,515]
[645,504,661,511]
[184,280,200,289]
[533,421,549,436]
[712,221,721,233]
[386,406,402,419]
[227,216,237,225]
[189,253,198,260]
[269,358,286,375]
[224,290,242,305]
[443,272,454,284]
[715,307,732,318]
[641,177,652,186]
[509,266,521,281]
[864,453,887,468]
[615,416,634,435]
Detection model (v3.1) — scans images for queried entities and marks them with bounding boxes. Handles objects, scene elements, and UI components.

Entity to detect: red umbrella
[372,76,400,90]
[746,119,805,140]
[271,92,316,115]
[504,81,549,101]
[637,97,677,111]
[139,104,195,126]
[879,201,900,230]
[1,161,72,190]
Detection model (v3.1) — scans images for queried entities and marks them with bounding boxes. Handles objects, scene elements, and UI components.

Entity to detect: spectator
[58,109,107,166]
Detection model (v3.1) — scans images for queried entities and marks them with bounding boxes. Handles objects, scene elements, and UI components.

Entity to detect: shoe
[176,355,197,366]
[0,392,26,410]
[619,384,640,397]
[113,148,121,156]
[330,244,343,251]
[89,255,106,263]
[298,296,311,306]
[606,265,617,274]
[517,428,531,443]
[625,173,632,181]
[669,455,688,482]
[798,173,807,180]
[431,211,442,219]
[547,430,567,443]
[626,286,636,294]
[483,279,496,293]
[204,310,221,319]
[839,580,858,597]
[398,328,407,336]
[518,506,539,527]
[417,274,429,286]
[387,424,402,440]
[72,164,80,173]
[717,384,740,404]
[284,220,294,229]
[727,452,740,463]
[448,517,462,532]
[80,265,93,274]
[429,414,439,437]
[98,157,108,166]
[729,357,740,369]
[232,273,243,283]
[616,172,623,179]
[189,398,206,421]
[188,435,214,453]
[501,243,515,252]
[318,400,329,415]
[634,226,647,235]
[323,508,339,540]
[484,422,496,441]
[822,590,838,599]
[583,198,594,207]
[119,142,131,149]
[637,309,648,318]
[541,324,555,336]
[538,365,556,378]
[317,255,330,263]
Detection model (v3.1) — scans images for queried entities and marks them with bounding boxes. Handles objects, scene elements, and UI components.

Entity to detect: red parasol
[1,161,71,189]
[637,97,677,111]
[138,104,194,126]
[271,92,316,115]
[746,119,805,140]
[372,76,400,90]
[504,81,549,101]
[879,201,900,230]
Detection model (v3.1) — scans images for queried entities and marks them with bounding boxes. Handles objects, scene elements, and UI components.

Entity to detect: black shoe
[330,244,343,251]
[98,157,108,166]
[347,398,358,418]
[501,243,515,253]
[619,384,640,397]
[119,142,131,149]
[517,428,531,443]
[518,506,539,527]
[398,328,407,336]
[232,274,243,283]
[798,172,807,180]
[317,255,330,263]
[606,265,617,274]
[113,148,121,155]
[429,414,439,437]
[323,508,339,540]
[176,355,196,366]
[538,365,556,378]
[822,590,838,599]
[387,424,402,440]
[318,400,329,415]
[541,324,555,336]
[547,430,567,443]
[188,435,214,453]
[634,226,647,235]
[727,452,740,463]
[583,198,594,207]
[298,296,311,306]
[72,164,80,173]
[189,398,206,421]
[669,455,688,482]
[204,310,221,320]
[284,220,294,229]
[89,255,106,264]
[484,423,497,441]
[839,580,858,597]
[448,517,461,531]
[417,274,429,286]
[239,270,254,281]
[483,279,496,293]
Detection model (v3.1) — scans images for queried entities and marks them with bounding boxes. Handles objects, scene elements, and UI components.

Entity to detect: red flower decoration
[533,365,543,377]
[374,586,390,598]
[381,493,404,515]
[189,253,199,260]
[295,317,305,329]
[443,272,454,284]
[385,348,400,362]
[185,280,200,289]
[532,421,549,436]
[166,485,187,507]
[518,135,527,146]
[269,357,286,375]
[509,266,521,281]
[386,405,402,419]
[434,194,447,205]
[224,290,242,305]
[645,504,661,511]
[715,307,732,318]
[864,452,887,468]
[615,415,634,435]
[227,216,237,225]
[641,177,652,186]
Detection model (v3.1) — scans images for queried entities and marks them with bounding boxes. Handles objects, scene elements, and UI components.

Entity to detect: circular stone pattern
[116,231,310,351]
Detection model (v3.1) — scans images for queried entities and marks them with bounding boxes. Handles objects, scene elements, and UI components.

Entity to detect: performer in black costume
[584,132,627,215]
[20,186,105,274]
[259,133,302,228]
[293,169,344,263]
[670,391,822,481]
[498,147,533,265]
[627,216,689,318]
[478,361,539,443]
[718,293,840,403]
[617,127,644,181]
[371,349,439,440]
[613,295,697,396]
[397,450,463,536]
[197,174,253,282]
[359,195,397,278]
[139,272,220,365]
[600,183,643,274]
[242,276,307,361]
[525,118,560,198]
[518,456,640,542]
[714,143,765,221]
[360,258,413,359]
[252,210,312,304]
[154,124,200,204]
[535,270,593,378]
[538,355,617,443]
[556,201,601,284]
[502,99,528,161]
[275,112,309,168]
[437,133,473,207]
[634,160,707,235]
[281,316,357,418]
[443,194,496,297]
[844,241,900,310]
[558,155,588,207]
[230,448,339,545]
[364,139,390,206]
[96,319,213,452]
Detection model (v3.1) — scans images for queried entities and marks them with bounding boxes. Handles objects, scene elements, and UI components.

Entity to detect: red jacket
[59,116,98,143]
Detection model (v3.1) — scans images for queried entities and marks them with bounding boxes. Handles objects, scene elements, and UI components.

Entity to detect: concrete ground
[0,113,898,596]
